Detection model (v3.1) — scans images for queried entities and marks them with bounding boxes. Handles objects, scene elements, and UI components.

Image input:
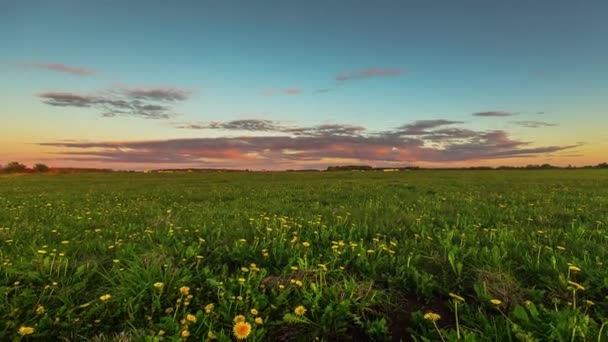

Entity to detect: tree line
[0,161,49,173]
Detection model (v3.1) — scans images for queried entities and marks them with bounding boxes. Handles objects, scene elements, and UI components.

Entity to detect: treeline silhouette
[323,163,608,171]
[1,161,607,174]
[0,161,112,174]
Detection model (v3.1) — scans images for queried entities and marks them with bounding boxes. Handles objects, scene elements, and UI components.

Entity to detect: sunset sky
[2,0,607,170]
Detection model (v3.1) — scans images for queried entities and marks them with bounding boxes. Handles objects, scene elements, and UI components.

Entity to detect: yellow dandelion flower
[158,330,166,336]
[35,305,45,315]
[449,293,465,302]
[233,321,252,340]
[490,299,502,305]
[99,294,112,301]
[180,286,190,296]
[234,314,246,323]
[165,307,174,314]
[294,305,307,316]
[153,282,164,289]
[241,267,249,273]
[567,280,585,291]
[204,303,214,313]
[291,266,299,271]
[181,329,190,338]
[302,242,310,248]
[250,308,258,315]
[186,314,197,322]
[423,312,441,322]
[295,280,303,287]
[238,278,246,284]
[262,252,270,257]
[208,331,217,340]
[237,296,243,301]
[568,265,581,272]
[278,284,285,290]
[18,326,34,336]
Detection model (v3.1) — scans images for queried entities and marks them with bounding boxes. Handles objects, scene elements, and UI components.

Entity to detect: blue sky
[1,0,607,169]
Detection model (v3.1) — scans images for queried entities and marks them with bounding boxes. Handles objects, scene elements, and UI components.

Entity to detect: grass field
[1,170,607,341]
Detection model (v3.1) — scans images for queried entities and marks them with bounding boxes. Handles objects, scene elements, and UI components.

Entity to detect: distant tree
[595,162,608,169]
[3,161,27,173]
[33,164,50,172]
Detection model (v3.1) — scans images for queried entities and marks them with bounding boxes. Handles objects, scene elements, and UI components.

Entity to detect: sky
[1,0,607,170]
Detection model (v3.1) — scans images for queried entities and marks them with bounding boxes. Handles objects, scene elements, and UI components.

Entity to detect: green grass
[1,170,607,341]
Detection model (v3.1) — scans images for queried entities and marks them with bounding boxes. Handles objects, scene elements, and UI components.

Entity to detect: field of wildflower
[1,170,607,341]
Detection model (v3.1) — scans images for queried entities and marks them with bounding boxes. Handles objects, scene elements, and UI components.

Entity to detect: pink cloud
[21,62,95,76]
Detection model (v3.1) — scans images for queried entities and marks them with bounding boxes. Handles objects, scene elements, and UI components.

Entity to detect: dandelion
[302,241,310,248]
[36,305,45,315]
[241,267,249,273]
[278,284,285,290]
[424,312,445,342]
[557,246,566,251]
[37,250,48,254]
[204,303,214,313]
[234,315,246,323]
[255,316,263,325]
[238,278,246,284]
[449,293,465,302]
[181,329,190,338]
[568,265,581,272]
[18,326,34,336]
[180,286,190,296]
[295,280,303,287]
[250,308,258,315]
[585,300,595,306]
[208,331,217,340]
[291,266,299,271]
[294,305,307,316]
[233,321,252,340]
[186,314,197,323]
[153,282,164,289]
[568,281,585,291]
[424,312,441,322]
[236,296,243,301]
[490,299,502,305]
[158,330,166,336]
[99,294,112,301]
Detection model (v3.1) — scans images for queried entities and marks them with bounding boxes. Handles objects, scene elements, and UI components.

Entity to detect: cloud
[37,86,192,119]
[392,119,465,135]
[122,87,193,101]
[177,119,283,131]
[176,119,365,137]
[38,92,98,107]
[512,121,557,128]
[472,111,517,117]
[262,89,302,95]
[335,68,402,81]
[20,62,95,76]
[41,119,577,168]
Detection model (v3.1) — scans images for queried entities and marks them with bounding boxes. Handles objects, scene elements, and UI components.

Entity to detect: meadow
[1,170,607,341]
